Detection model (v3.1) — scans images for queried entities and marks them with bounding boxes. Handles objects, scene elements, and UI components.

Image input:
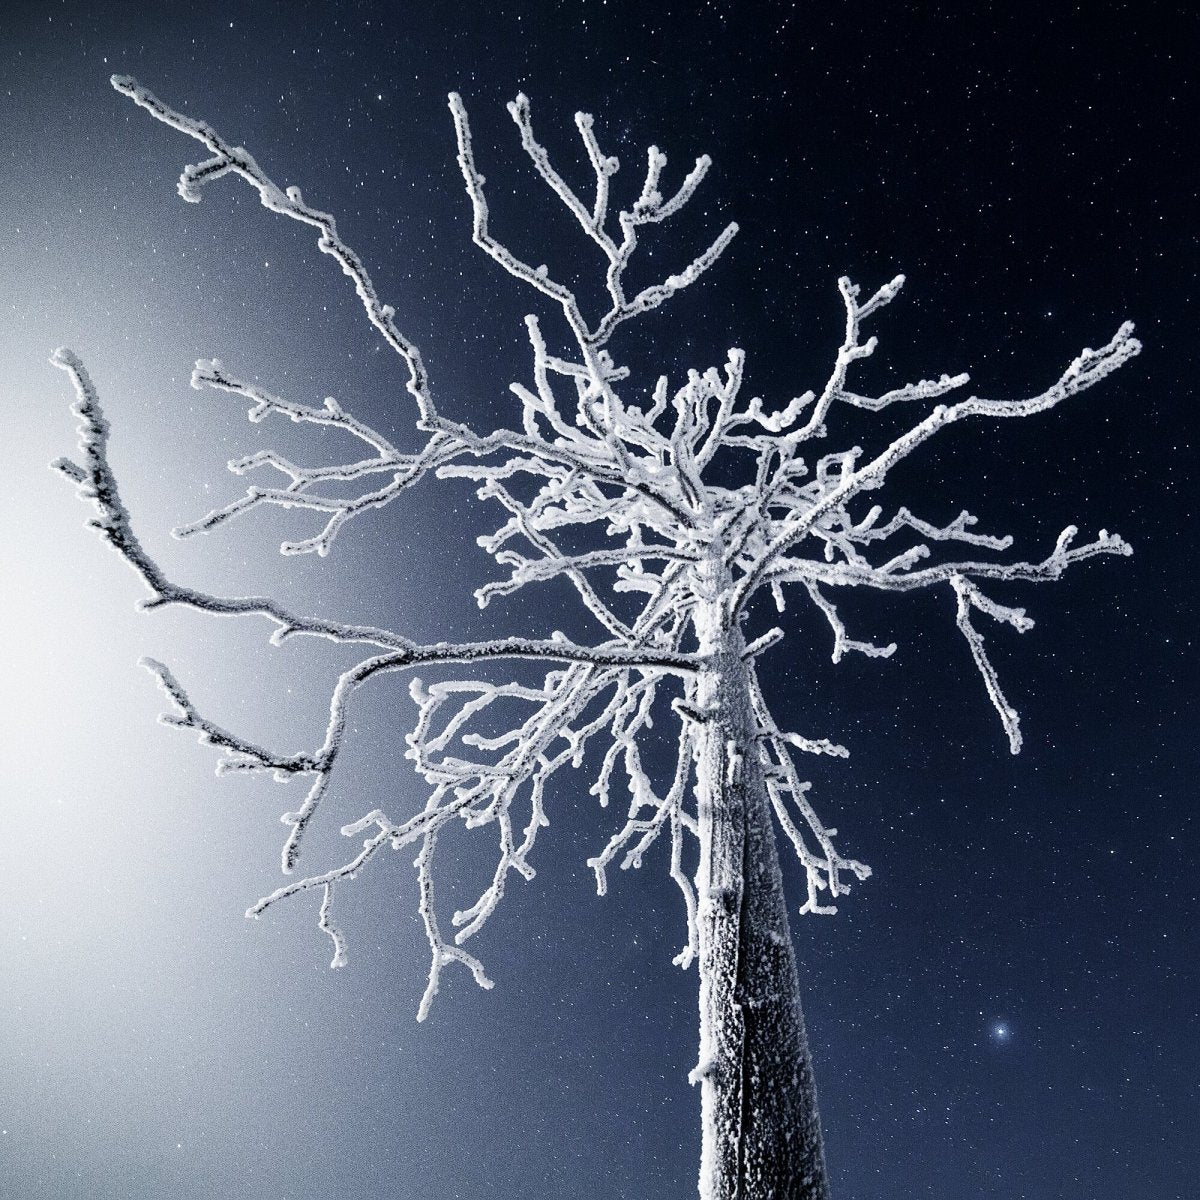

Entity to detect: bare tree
[53,76,1140,1199]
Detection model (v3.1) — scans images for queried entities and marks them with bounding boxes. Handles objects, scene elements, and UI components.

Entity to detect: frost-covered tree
[54,76,1140,1200]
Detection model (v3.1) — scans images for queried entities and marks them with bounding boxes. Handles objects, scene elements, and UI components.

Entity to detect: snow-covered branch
[742,673,870,917]
[733,317,1141,615]
[449,89,738,360]
[179,359,462,557]
[58,79,1141,1027]
[52,345,698,673]
[110,74,438,426]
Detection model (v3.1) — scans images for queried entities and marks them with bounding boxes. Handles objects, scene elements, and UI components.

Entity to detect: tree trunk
[692,600,831,1200]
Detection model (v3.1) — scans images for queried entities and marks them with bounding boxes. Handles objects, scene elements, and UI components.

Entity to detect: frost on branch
[55,77,1139,1019]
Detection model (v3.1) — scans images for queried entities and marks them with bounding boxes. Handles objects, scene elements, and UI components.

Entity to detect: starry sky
[2,2,1196,1198]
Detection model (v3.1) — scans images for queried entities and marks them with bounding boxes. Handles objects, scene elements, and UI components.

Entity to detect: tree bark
[693,601,831,1200]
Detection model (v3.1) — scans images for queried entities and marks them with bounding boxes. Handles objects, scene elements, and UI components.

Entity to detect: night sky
[2,3,1196,1198]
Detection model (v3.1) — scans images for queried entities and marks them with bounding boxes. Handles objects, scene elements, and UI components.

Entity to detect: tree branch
[110,74,438,425]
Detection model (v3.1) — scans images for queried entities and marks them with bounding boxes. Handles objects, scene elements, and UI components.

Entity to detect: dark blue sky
[2,2,1195,1198]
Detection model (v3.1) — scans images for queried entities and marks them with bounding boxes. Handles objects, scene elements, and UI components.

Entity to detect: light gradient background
[2,3,1195,1198]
